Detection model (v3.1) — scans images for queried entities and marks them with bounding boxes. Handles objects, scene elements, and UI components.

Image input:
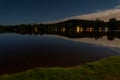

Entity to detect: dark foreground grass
[0,56,120,80]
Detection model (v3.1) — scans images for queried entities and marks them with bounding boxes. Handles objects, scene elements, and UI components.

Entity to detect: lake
[0,32,120,75]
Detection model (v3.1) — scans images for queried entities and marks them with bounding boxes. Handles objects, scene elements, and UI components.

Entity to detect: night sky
[0,0,120,25]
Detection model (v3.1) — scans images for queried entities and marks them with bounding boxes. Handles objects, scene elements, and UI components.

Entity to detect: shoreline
[0,56,120,80]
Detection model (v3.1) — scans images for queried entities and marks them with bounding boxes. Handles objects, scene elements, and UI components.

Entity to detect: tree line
[0,18,120,33]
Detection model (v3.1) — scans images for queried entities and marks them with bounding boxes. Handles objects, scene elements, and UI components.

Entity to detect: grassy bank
[0,56,120,80]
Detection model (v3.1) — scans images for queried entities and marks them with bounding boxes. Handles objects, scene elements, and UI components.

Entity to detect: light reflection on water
[0,33,120,75]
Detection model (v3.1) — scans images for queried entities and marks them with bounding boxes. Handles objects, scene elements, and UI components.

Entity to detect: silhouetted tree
[108,18,118,30]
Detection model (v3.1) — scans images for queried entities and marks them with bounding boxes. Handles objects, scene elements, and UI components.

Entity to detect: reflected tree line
[0,18,120,40]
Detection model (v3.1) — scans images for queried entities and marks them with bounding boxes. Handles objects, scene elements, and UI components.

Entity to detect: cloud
[95,5,120,13]
[46,5,120,23]
[115,5,120,9]
[96,10,104,12]
[95,8,113,13]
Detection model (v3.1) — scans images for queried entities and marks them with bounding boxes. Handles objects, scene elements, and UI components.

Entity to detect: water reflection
[0,33,120,75]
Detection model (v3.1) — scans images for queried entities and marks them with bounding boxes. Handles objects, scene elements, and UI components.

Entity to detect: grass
[0,56,120,80]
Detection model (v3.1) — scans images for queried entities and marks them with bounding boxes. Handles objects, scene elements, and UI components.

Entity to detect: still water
[0,33,120,75]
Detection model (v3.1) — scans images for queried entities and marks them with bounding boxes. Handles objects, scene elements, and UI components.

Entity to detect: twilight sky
[0,0,120,25]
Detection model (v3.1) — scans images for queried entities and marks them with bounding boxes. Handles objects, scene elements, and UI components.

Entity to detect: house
[76,25,83,33]
[105,27,110,32]
[61,27,66,32]
[99,27,102,32]
[34,27,38,32]
[86,27,94,32]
